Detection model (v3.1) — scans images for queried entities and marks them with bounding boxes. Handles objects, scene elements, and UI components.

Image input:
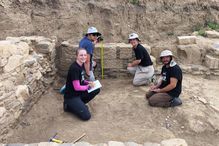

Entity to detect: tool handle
[73,133,86,143]
[51,138,64,144]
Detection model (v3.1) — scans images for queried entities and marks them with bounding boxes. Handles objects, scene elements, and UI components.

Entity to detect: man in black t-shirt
[146,50,183,107]
[127,33,154,86]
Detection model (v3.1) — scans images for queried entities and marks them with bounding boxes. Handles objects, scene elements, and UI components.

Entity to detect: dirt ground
[6,74,219,146]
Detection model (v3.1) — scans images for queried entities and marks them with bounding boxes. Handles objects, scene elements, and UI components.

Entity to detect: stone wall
[0,139,188,146]
[176,31,219,75]
[0,36,57,141]
[56,42,155,78]
[1,34,219,143]
[56,32,219,78]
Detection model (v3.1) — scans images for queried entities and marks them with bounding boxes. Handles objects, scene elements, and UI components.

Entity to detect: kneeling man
[146,50,182,107]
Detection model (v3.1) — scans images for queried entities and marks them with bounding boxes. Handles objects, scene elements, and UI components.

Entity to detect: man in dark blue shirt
[146,50,183,107]
[79,27,101,81]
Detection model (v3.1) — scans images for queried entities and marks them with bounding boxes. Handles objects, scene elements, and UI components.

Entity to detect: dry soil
[6,74,219,146]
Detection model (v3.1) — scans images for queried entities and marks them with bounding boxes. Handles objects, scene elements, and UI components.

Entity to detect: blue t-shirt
[79,36,94,70]
[79,36,94,54]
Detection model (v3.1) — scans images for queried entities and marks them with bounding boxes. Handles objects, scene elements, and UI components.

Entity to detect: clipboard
[88,80,102,93]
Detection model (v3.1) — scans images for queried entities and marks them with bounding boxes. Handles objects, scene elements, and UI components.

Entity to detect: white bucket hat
[128,33,140,42]
[87,27,101,36]
[160,50,173,58]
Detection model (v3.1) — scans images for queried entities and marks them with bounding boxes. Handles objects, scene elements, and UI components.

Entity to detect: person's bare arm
[150,76,162,90]
[85,54,91,76]
[152,77,178,93]
[128,59,141,67]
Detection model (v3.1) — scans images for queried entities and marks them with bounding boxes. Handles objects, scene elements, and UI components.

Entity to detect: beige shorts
[127,65,154,86]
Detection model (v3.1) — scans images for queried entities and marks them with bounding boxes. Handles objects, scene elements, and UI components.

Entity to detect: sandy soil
[6,74,219,146]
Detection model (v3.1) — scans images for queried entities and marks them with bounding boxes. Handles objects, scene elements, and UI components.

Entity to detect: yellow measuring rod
[100,42,104,79]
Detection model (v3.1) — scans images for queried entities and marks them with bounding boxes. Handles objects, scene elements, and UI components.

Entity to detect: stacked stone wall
[56,34,219,79]
[176,31,219,75]
[56,42,155,78]
[0,36,57,141]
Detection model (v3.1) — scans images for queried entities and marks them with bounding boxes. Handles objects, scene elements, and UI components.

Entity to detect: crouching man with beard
[146,50,183,107]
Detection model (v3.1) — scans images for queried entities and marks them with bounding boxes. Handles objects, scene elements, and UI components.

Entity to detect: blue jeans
[64,89,100,121]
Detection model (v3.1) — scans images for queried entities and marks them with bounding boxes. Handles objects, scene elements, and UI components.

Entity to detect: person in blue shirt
[79,27,101,81]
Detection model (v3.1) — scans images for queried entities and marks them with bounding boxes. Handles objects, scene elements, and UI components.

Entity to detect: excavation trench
[0,36,219,146]
[5,75,219,146]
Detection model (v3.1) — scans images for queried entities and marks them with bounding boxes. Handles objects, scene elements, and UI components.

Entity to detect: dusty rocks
[205,55,219,69]
[160,139,187,146]
[15,85,30,104]
[0,36,57,141]
[177,36,197,45]
[177,44,203,65]
[206,30,219,38]
[0,139,188,146]
[175,33,219,75]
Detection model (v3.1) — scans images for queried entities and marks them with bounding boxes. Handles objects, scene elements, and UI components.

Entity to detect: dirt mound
[0,0,219,43]
[5,74,219,146]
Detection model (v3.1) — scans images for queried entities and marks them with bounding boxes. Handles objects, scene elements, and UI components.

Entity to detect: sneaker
[150,74,157,84]
[60,85,66,95]
[170,98,182,107]
[146,75,157,86]
[85,105,89,110]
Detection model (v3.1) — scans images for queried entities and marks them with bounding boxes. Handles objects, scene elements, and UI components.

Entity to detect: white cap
[160,50,173,57]
[87,27,101,35]
[128,33,139,40]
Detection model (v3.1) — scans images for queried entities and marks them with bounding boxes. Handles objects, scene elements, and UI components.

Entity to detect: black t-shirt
[64,61,86,98]
[134,44,153,67]
[160,64,183,97]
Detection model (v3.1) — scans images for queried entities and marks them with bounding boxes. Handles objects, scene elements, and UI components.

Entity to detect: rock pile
[176,31,219,75]
[0,36,57,141]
